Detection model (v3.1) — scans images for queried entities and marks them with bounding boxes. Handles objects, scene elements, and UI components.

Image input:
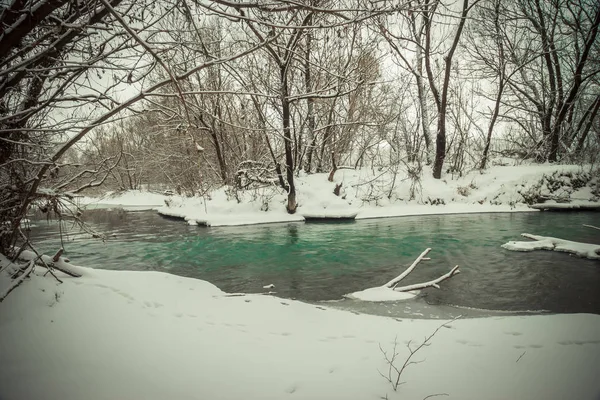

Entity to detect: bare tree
[422,0,478,179]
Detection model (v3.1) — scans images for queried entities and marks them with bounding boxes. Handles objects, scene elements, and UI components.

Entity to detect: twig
[379,316,462,391]
[583,224,600,231]
[394,266,461,292]
[516,351,526,363]
[0,259,35,302]
[385,248,432,288]
[423,394,449,400]
[17,229,64,283]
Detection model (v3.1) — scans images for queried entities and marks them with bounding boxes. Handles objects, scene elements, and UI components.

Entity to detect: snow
[15,249,91,277]
[77,190,170,211]
[1,264,600,400]
[502,234,600,260]
[530,201,600,210]
[302,211,358,219]
[73,163,598,228]
[4,162,597,398]
[153,163,597,227]
[345,286,418,301]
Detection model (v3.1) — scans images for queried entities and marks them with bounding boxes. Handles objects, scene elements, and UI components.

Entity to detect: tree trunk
[304,31,316,173]
[415,45,432,164]
[427,0,470,179]
[549,4,600,161]
[480,0,505,170]
[432,114,447,179]
[281,67,297,213]
[575,96,600,156]
[480,83,504,170]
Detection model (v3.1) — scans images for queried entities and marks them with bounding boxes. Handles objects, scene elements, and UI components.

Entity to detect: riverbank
[1,261,599,400]
[77,162,598,227]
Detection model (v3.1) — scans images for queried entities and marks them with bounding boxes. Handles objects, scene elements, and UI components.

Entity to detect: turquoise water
[29,210,600,315]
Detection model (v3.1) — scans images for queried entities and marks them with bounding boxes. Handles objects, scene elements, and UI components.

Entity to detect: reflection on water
[28,209,600,316]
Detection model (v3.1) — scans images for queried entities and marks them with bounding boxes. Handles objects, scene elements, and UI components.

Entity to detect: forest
[1,0,599,253]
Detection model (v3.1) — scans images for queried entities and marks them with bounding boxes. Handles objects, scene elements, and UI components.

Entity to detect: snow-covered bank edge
[153,163,597,227]
[1,263,600,400]
[156,202,537,227]
[72,163,598,229]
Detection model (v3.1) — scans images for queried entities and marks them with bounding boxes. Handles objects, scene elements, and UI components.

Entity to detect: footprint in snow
[285,385,298,394]
[504,331,523,336]
[280,302,290,306]
[558,340,600,346]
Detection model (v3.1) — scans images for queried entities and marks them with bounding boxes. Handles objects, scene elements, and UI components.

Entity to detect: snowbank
[78,190,170,211]
[345,286,418,301]
[1,266,600,400]
[154,163,598,227]
[503,234,600,260]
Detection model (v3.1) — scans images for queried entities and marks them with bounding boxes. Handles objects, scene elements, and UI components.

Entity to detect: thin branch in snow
[0,259,35,303]
[379,316,461,392]
[17,229,63,284]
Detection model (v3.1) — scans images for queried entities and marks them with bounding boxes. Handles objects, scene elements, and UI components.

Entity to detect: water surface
[28,210,600,316]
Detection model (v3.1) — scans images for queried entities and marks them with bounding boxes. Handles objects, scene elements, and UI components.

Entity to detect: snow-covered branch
[346,249,461,302]
[392,266,460,292]
[17,250,88,278]
[502,234,600,260]
[384,248,432,288]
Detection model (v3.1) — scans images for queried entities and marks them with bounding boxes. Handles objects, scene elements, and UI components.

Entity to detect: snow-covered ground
[154,163,598,226]
[1,262,599,400]
[77,190,169,211]
[72,163,598,227]
[3,162,599,399]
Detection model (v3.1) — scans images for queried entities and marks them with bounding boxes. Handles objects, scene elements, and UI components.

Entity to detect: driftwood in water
[346,248,461,301]
[385,248,461,292]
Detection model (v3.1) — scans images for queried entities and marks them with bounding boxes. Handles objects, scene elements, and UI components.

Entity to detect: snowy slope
[1,266,599,400]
